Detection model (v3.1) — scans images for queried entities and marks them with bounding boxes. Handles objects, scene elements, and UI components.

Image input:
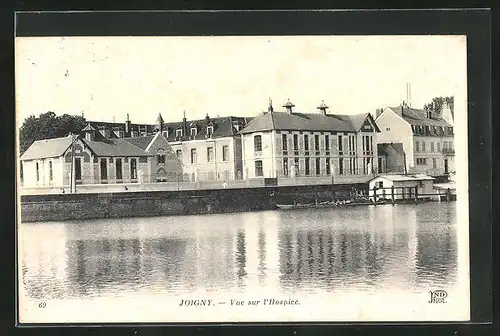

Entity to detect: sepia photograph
[16,34,470,324]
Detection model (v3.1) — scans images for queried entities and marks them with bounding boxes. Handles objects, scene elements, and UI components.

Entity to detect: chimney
[183,110,187,134]
[283,99,295,114]
[268,98,274,113]
[316,100,328,116]
[125,113,131,136]
[376,108,384,119]
[205,113,210,124]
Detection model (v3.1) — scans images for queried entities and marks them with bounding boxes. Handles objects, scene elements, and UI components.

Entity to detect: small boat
[276,201,340,210]
[276,199,389,210]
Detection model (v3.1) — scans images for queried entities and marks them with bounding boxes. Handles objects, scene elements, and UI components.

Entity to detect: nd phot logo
[428,290,448,304]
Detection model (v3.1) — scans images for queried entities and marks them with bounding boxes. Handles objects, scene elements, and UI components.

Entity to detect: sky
[15,35,467,126]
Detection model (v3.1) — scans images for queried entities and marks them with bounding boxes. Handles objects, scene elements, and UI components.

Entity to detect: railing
[442,148,455,155]
[368,185,455,203]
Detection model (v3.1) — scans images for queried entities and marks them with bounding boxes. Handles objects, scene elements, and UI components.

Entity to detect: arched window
[254,135,262,153]
[156,168,167,182]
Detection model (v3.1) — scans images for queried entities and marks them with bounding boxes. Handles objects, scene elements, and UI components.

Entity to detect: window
[20,162,23,183]
[157,150,166,164]
[338,158,344,175]
[255,160,263,177]
[222,145,229,161]
[282,134,288,151]
[293,134,298,151]
[176,150,182,158]
[130,158,137,179]
[190,127,197,137]
[437,142,441,152]
[363,135,372,155]
[315,157,321,175]
[386,127,391,131]
[416,141,420,152]
[325,135,330,152]
[304,134,309,151]
[116,158,123,180]
[254,135,262,152]
[100,158,107,180]
[422,141,426,152]
[294,157,299,175]
[314,134,319,151]
[207,147,214,162]
[206,126,213,138]
[283,158,289,176]
[326,159,331,175]
[36,162,39,182]
[338,135,343,153]
[431,142,435,152]
[432,158,437,169]
[305,158,310,176]
[349,135,356,156]
[416,158,427,165]
[49,161,53,180]
[176,129,183,138]
[190,149,197,163]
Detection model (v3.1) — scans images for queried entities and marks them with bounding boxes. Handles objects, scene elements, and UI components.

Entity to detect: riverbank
[20,183,367,222]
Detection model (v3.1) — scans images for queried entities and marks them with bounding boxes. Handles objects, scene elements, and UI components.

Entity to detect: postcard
[16,34,469,324]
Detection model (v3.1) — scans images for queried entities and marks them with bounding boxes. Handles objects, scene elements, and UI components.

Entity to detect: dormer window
[176,129,183,138]
[206,125,214,138]
[189,122,197,138]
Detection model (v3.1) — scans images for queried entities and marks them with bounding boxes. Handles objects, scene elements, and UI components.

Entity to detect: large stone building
[375,101,455,176]
[239,100,380,181]
[20,125,182,189]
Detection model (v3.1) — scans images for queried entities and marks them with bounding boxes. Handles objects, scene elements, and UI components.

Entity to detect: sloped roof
[240,111,377,134]
[388,106,452,127]
[122,135,155,150]
[20,136,74,160]
[161,116,249,141]
[82,138,149,157]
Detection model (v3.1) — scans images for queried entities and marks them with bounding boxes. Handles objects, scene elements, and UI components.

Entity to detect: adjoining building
[160,113,251,182]
[375,101,455,176]
[83,113,252,182]
[19,124,182,189]
[239,99,380,183]
[377,142,406,174]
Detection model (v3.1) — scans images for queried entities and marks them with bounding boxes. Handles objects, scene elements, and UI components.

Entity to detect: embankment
[20,184,365,222]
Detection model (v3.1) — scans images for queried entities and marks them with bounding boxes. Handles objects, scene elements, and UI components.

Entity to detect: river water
[18,202,469,323]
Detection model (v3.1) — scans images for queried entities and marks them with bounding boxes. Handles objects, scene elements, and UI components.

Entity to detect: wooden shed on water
[368,174,435,202]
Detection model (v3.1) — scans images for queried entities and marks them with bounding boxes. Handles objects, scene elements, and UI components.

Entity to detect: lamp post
[69,133,77,193]
[330,163,335,202]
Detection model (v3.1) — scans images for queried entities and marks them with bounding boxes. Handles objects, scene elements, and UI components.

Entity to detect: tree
[19,112,87,155]
[423,96,454,115]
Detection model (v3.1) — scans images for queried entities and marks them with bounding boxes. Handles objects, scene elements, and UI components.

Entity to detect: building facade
[20,126,182,189]
[375,102,455,176]
[239,100,380,181]
[83,113,251,182]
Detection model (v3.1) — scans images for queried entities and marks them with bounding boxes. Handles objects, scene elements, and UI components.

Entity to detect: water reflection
[19,203,458,300]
